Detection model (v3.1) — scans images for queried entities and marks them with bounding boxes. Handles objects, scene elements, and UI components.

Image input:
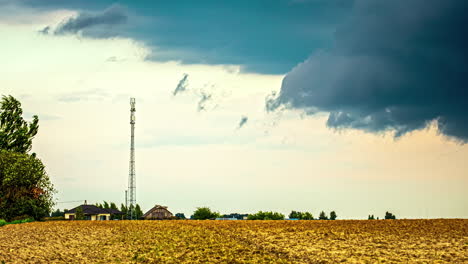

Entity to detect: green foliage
[192,207,221,220]
[368,214,375,220]
[247,211,284,220]
[0,218,34,227]
[75,206,85,220]
[330,211,337,220]
[0,150,55,221]
[0,95,39,153]
[103,201,110,209]
[318,211,328,220]
[175,213,186,219]
[51,209,65,217]
[385,211,396,220]
[120,204,128,219]
[135,204,143,219]
[288,211,314,220]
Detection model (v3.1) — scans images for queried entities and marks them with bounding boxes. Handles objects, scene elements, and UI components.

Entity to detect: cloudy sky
[1,0,467,218]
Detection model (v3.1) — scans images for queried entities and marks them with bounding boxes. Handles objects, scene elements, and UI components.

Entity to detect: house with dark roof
[65,204,124,220]
[143,205,173,219]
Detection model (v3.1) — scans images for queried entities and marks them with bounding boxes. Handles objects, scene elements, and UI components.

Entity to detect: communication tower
[128,98,136,219]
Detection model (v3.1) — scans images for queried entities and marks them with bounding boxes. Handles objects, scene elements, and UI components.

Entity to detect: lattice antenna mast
[128,98,136,219]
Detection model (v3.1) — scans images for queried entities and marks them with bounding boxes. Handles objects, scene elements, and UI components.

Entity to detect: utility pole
[128,98,136,220]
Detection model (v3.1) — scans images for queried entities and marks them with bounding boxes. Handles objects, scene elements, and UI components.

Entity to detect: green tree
[175,213,186,219]
[289,211,300,219]
[0,95,39,154]
[302,212,314,220]
[368,214,375,220]
[247,211,284,220]
[75,206,84,220]
[0,150,55,221]
[330,211,337,220]
[103,201,110,209]
[385,211,396,220]
[51,209,64,217]
[289,211,314,220]
[318,211,328,220]
[192,207,220,220]
[135,204,143,219]
[120,204,128,219]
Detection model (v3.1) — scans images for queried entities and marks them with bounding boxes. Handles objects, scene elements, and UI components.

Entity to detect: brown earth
[0,219,467,263]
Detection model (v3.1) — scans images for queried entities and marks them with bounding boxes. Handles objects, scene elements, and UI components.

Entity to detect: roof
[143,205,172,218]
[66,205,124,215]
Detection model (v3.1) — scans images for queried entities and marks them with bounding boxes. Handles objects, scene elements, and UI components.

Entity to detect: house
[65,204,124,220]
[143,205,173,219]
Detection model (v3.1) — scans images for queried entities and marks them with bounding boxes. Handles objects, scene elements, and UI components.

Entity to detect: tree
[0,95,39,154]
[368,214,375,220]
[247,211,284,220]
[75,206,84,220]
[51,209,64,217]
[192,207,220,220]
[385,211,396,220]
[120,204,128,219]
[103,201,110,209]
[0,150,55,221]
[319,211,328,220]
[289,211,313,220]
[135,204,143,219]
[302,212,314,220]
[289,211,300,219]
[0,96,54,221]
[175,213,186,219]
[330,211,337,220]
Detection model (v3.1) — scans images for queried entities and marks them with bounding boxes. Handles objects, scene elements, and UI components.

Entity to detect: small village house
[65,204,123,220]
[143,205,173,219]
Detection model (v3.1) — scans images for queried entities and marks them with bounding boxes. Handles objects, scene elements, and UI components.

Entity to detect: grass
[0,218,34,227]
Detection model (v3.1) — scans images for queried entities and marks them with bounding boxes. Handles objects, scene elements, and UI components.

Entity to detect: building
[65,204,123,220]
[143,205,173,219]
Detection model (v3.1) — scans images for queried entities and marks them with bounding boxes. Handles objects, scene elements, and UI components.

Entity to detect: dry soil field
[0,219,467,263]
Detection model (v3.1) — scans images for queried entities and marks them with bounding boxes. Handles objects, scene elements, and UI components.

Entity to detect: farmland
[1,219,467,263]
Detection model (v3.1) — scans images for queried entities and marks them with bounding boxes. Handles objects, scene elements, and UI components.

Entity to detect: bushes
[247,211,284,220]
[192,207,221,220]
[289,211,314,220]
[0,218,34,227]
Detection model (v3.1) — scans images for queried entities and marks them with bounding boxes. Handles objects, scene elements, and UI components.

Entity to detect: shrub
[0,219,7,227]
[192,207,220,220]
[247,211,284,220]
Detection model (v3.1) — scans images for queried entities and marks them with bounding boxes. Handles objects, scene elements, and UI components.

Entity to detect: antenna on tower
[128,98,136,219]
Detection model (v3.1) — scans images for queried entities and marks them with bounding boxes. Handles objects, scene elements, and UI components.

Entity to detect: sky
[1,0,467,219]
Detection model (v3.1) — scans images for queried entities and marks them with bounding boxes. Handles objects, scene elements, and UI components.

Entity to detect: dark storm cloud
[173,73,189,96]
[269,0,468,142]
[238,116,248,129]
[13,0,352,74]
[53,4,127,37]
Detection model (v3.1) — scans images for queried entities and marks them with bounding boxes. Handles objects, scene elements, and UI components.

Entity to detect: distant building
[143,205,173,219]
[65,204,123,220]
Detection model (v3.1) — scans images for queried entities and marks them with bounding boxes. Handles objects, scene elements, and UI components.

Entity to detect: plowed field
[1,219,467,263]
